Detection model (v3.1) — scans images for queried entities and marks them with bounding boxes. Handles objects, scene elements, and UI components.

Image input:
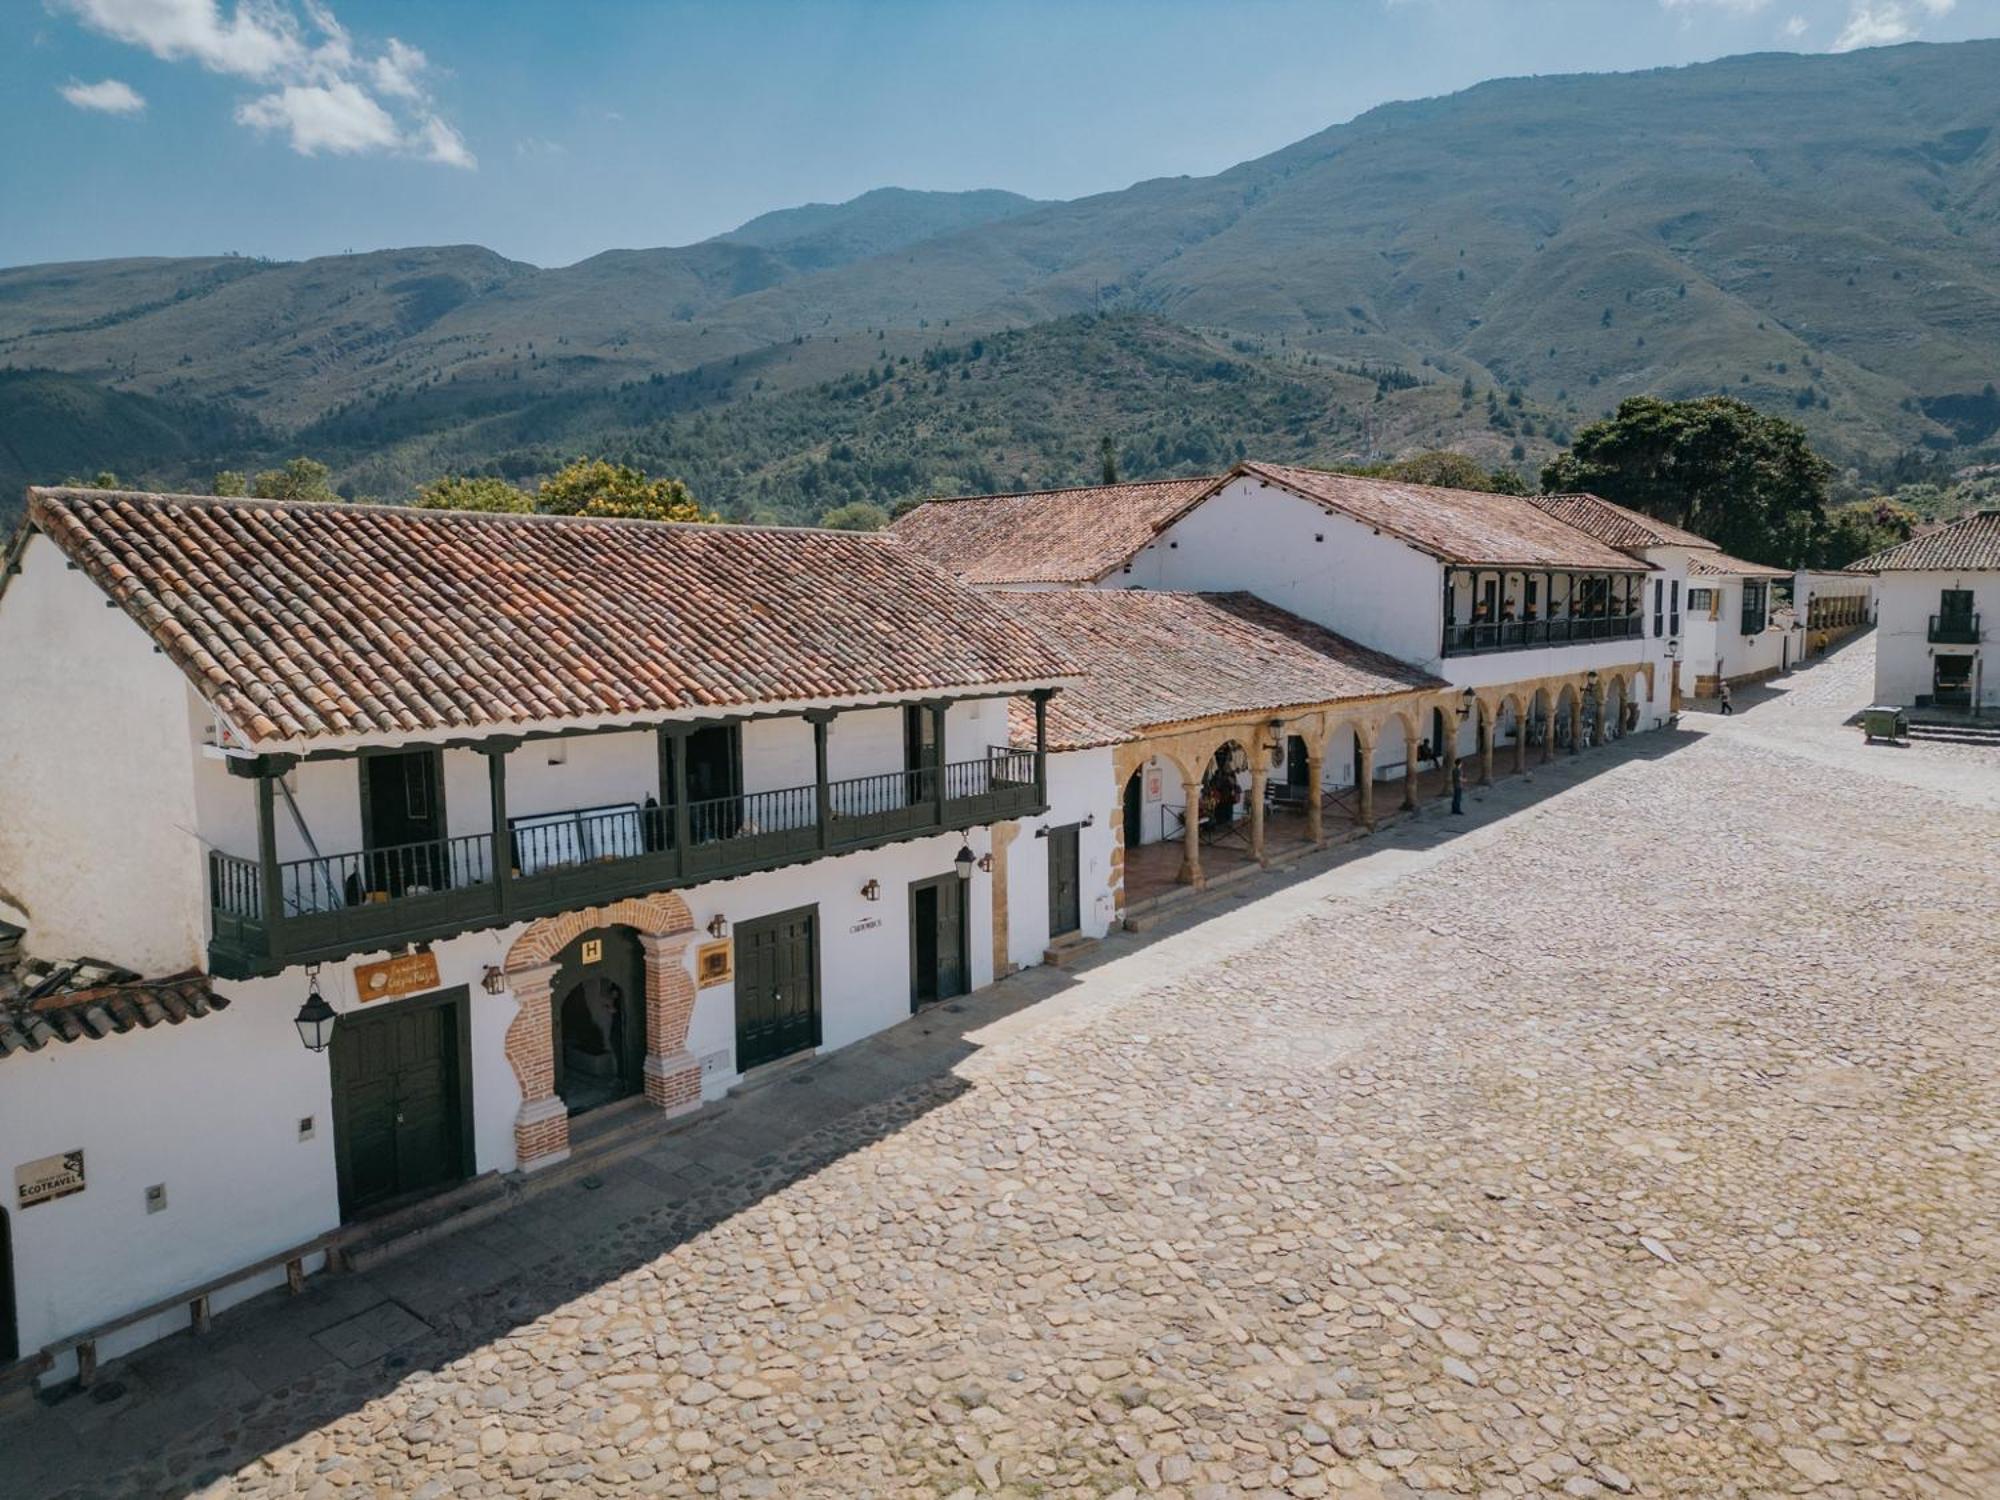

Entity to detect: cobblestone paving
[21,639,2000,1499]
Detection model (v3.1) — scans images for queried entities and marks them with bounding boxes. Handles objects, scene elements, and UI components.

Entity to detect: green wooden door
[332,992,468,1220]
[909,874,969,1010]
[735,907,820,1071]
[1048,824,1081,937]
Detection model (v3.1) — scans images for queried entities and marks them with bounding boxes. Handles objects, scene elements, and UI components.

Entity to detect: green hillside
[3,40,1997,516]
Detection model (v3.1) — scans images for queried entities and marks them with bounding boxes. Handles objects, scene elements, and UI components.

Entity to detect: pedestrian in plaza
[1718,679,1733,715]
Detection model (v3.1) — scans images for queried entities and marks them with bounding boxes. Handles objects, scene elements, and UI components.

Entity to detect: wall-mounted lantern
[480,965,507,996]
[707,913,729,940]
[1457,687,1477,721]
[977,853,995,873]
[861,878,881,902]
[294,966,337,1054]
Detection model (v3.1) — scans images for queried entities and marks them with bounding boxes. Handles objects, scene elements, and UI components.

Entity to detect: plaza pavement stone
[5,635,1996,1499]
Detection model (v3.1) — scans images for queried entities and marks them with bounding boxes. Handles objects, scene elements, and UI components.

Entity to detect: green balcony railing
[207,750,1042,977]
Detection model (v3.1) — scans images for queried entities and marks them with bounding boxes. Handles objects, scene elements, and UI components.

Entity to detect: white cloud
[1832,2,1920,48]
[59,76,146,114]
[237,79,398,155]
[1659,0,1772,13]
[1781,14,1809,37]
[55,0,303,79]
[55,0,471,167]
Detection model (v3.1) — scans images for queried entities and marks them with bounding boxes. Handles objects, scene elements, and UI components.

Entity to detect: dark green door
[1047,824,1081,938]
[909,874,969,1010]
[1123,772,1143,850]
[736,906,820,1071]
[332,991,469,1220]
[359,748,445,897]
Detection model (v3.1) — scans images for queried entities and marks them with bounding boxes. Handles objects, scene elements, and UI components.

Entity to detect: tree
[61,471,122,490]
[211,470,248,497]
[250,457,339,503]
[818,501,890,532]
[1100,436,1118,486]
[1541,396,1831,565]
[1362,450,1528,495]
[413,475,532,513]
[535,459,713,523]
[1812,498,1917,569]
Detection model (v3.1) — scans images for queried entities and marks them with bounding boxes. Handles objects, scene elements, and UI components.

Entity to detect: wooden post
[810,712,833,852]
[1305,749,1324,847]
[667,725,691,874]
[486,740,513,914]
[254,762,284,946]
[1177,778,1204,887]
[190,1294,212,1335]
[1032,689,1052,809]
[930,702,949,828]
[1249,762,1268,863]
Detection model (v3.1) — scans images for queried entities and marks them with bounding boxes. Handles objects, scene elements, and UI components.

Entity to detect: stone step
[1042,934,1100,968]
[330,1171,514,1276]
[1904,722,2000,745]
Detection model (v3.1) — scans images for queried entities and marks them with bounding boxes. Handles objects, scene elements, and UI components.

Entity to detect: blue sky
[5,0,1997,269]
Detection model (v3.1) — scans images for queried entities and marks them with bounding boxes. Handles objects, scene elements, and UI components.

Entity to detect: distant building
[1848,510,2000,712]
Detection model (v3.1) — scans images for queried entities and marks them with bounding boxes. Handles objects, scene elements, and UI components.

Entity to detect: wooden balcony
[207,748,1044,979]
[1442,614,1643,658]
[1929,612,1980,645]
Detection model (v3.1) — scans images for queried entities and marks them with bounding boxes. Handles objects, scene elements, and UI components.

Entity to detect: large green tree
[413,475,533,513]
[1541,396,1831,565]
[250,456,340,503]
[1811,497,1918,569]
[534,459,713,523]
[1361,450,1528,495]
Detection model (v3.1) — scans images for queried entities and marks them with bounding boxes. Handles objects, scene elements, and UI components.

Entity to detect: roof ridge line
[914,474,1226,507]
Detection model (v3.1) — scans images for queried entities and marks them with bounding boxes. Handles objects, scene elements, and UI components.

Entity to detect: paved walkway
[5,633,1996,1499]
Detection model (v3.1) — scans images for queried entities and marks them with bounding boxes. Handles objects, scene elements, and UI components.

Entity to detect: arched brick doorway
[503,892,698,1171]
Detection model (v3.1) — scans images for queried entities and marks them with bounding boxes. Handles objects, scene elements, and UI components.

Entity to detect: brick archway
[502,892,699,1172]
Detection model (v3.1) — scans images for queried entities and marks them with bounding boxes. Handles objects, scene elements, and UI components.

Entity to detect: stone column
[1249,763,1268,863]
[1514,715,1528,775]
[638,931,701,1117]
[1305,749,1325,846]
[1569,694,1583,755]
[1478,716,1495,786]
[1541,702,1556,765]
[1177,777,1204,887]
[1358,758,1376,831]
[1402,739,1419,811]
[506,960,570,1172]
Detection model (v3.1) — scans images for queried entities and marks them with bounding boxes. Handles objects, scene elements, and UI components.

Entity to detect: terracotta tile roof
[22,489,1078,746]
[1522,493,1719,553]
[1686,550,1791,580]
[890,476,1223,585]
[0,940,229,1059]
[1848,511,2000,572]
[1001,590,1445,751]
[1239,462,1649,572]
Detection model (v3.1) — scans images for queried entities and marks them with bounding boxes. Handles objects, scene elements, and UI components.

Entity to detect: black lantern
[1458,686,1476,721]
[294,967,337,1054]
[954,842,976,882]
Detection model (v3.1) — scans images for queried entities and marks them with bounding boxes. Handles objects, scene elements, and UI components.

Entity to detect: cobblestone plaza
[6,639,1996,1500]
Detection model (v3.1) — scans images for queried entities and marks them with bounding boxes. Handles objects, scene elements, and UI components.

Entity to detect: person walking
[1718,679,1733,716]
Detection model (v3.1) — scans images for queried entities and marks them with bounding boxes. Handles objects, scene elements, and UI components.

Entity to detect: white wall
[1107,476,1446,667]
[1872,571,1997,709]
[0,539,207,973]
[0,993,339,1374]
[1003,748,1117,968]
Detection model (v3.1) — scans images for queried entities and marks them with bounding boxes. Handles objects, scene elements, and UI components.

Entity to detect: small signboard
[696,939,734,988]
[353,952,442,1004]
[1144,765,1163,801]
[581,938,603,965]
[17,1148,86,1210]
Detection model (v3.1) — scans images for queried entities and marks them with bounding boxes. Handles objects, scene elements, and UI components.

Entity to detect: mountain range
[2,39,1996,523]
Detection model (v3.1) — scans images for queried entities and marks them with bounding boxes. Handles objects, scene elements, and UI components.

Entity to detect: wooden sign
[17,1148,86,1210]
[353,952,441,1004]
[581,938,603,965]
[696,939,734,988]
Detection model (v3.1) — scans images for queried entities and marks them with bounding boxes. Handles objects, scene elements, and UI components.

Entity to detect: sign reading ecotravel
[16,1148,86,1209]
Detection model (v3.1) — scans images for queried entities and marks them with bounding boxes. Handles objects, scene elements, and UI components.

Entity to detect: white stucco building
[0,489,1094,1383]
[1849,511,2000,712]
